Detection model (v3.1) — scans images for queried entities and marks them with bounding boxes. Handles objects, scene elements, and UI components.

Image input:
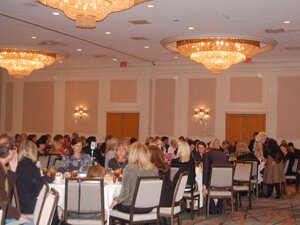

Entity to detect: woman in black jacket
[16,141,53,214]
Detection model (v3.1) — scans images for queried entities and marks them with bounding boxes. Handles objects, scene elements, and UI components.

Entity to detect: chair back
[234,161,253,183]
[133,176,163,209]
[174,172,189,203]
[209,165,233,188]
[34,183,49,225]
[38,155,50,168]
[0,201,8,225]
[54,159,63,169]
[292,159,299,173]
[170,167,179,181]
[11,185,20,212]
[38,188,59,225]
[64,178,105,223]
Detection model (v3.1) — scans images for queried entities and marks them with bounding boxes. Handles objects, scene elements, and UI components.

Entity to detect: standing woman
[110,142,158,213]
[60,137,92,172]
[256,132,285,199]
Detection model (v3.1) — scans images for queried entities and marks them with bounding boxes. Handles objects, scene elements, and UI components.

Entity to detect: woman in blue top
[60,137,92,172]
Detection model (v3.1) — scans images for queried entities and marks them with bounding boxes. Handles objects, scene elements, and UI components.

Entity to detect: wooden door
[106,112,139,139]
[226,114,265,144]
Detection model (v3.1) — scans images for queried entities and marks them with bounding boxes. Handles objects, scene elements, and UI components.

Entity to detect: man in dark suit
[202,146,230,215]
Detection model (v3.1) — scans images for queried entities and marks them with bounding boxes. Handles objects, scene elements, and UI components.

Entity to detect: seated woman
[87,165,105,178]
[59,137,92,173]
[110,142,158,213]
[280,143,297,176]
[16,141,53,214]
[171,141,197,211]
[108,142,129,171]
[236,142,259,162]
[149,145,173,207]
[0,135,32,225]
[192,141,207,165]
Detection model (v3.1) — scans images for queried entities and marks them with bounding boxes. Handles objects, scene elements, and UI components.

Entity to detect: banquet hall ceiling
[1,0,300,69]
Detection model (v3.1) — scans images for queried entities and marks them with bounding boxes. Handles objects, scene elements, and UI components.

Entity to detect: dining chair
[284,159,299,194]
[38,188,59,225]
[64,178,105,225]
[11,185,20,212]
[182,181,200,220]
[206,164,234,218]
[0,201,8,225]
[159,172,188,225]
[109,176,163,225]
[233,161,253,210]
[24,182,49,225]
[38,154,51,169]
[170,167,179,181]
[244,160,259,199]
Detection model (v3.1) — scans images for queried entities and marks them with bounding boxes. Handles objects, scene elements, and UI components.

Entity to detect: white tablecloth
[196,167,203,208]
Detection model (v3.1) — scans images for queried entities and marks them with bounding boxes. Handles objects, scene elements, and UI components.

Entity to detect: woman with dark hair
[280,143,297,176]
[60,137,92,173]
[149,145,173,207]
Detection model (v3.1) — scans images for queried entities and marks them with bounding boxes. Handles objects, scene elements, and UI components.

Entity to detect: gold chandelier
[0,48,56,78]
[38,0,142,29]
[161,35,276,73]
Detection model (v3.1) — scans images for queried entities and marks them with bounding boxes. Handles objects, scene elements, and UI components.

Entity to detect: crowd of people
[1,131,300,224]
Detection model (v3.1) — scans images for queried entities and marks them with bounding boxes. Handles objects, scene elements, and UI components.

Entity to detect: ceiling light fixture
[188,27,195,30]
[161,35,276,73]
[39,0,145,29]
[0,48,56,78]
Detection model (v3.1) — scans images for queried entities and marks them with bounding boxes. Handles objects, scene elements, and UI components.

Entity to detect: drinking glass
[114,169,122,182]
[71,170,78,178]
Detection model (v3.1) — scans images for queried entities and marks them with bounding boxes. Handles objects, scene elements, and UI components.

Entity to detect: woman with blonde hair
[108,142,129,170]
[236,142,259,161]
[171,141,196,212]
[104,136,119,170]
[16,141,53,215]
[110,142,158,213]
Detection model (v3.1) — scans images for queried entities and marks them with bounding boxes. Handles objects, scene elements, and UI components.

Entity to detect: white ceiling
[1,0,300,70]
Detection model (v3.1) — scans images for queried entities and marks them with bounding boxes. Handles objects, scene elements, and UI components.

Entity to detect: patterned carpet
[181,191,300,225]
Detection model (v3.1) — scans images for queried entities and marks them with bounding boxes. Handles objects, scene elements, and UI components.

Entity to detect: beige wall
[154,79,175,136]
[22,81,54,132]
[5,82,13,132]
[188,78,216,137]
[230,77,263,103]
[277,77,300,139]
[64,80,99,134]
[110,79,137,103]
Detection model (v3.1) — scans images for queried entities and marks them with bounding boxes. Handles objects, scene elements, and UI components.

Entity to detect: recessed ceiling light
[31,36,37,39]
[52,12,60,16]
[283,20,291,24]
[147,5,154,8]
[144,46,149,49]
[76,48,82,51]
[113,58,117,61]
[188,27,195,30]
[105,31,111,35]
[174,56,179,59]
[58,60,63,63]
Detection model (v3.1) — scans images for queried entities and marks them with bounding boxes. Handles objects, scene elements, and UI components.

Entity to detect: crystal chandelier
[161,35,276,73]
[0,48,56,78]
[39,0,141,29]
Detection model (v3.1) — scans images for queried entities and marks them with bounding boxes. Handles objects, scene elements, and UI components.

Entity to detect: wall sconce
[74,107,88,122]
[194,108,209,125]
